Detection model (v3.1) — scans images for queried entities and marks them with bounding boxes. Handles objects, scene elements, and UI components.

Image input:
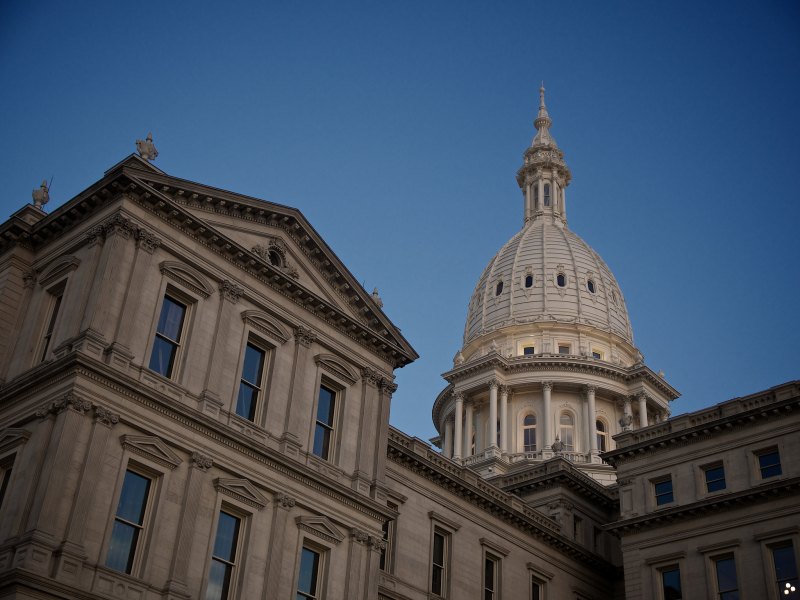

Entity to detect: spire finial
[533,83,553,139]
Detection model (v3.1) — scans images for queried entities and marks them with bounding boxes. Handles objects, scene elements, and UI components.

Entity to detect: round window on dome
[587,279,596,294]
[496,281,504,296]
[556,273,566,288]
[525,274,534,288]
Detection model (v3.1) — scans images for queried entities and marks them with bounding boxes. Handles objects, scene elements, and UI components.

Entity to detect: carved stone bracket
[219,280,245,304]
[36,393,92,418]
[294,325,317,348]
[190,451,213,472]
[93,405,120,427]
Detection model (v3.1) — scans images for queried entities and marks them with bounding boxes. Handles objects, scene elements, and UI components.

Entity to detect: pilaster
[262,493,297,600]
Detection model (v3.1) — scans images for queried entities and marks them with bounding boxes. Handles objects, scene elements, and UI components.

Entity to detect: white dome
[463,218,634,347]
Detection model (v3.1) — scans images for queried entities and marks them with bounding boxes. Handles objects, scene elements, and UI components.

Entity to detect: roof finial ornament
[32,179,50,209]
[371,287,384,308]
[136,132,158,161]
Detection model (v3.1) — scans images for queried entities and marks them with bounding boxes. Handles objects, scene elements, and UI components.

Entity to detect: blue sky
[2,1,798,441]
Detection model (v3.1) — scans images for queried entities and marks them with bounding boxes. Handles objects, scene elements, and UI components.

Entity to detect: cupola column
[499,385,509,452]
[638,392,649,428]
[542,381,553,449]
[453,393,463,460]
[488,380,499,448]
[464,400,474,456]
[444,418,453,458]
[586,385,598,454]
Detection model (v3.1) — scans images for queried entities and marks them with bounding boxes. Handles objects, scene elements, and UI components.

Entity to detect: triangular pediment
[104,153,165,176]
[214,478,269,509]
[121,435,182,469]
[0,428,31,454]
[295,516,345,545]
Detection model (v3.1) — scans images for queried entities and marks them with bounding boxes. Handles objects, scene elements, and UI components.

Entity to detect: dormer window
[525,275,534,288]
[556,273,566,287]
[495,281,503,296]
[587,279,596,294]
[544,184,551,207]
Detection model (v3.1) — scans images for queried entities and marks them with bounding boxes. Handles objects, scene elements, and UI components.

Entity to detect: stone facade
[0,99,797,600]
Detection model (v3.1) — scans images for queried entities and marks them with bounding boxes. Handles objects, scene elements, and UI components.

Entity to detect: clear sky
[2,1,798,442]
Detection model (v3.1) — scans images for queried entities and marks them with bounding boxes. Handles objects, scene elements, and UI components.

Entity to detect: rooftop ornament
[31,180,50,209]
[136,132,158,161]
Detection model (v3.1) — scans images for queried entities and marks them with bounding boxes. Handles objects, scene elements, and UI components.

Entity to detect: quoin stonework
[0,91,797,600]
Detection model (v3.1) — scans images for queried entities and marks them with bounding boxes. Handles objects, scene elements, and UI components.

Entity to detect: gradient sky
[2,1,798,442]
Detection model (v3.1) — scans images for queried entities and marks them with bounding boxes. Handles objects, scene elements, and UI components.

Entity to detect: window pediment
[241,310,290,345]
[38,255,80,287]
[0,428,31,454]
[214,477,269,510]
[121,434,182,469]
[314,354,358,385]
[295,515,345,545]
[159,261,213,298]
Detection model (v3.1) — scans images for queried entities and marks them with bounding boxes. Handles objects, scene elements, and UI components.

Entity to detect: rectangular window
[380,503,397,572]
[236,341,266,421]
[573,516,583,542]
[714,555,739,600]
[654,477,674,506]
[483,555,499,600]
[206,511,241,600]
[704,464,726,493]
[558,344,570,354]
[523,346,535,355]
[661,565,682,600]
[758,449,782,479]
[40,290,64,362]
[297,546,321,600]
[148,295,187,378]
[431,529,449,597]
[106,470,152,574]
[592,350,603,360]
[0,456,14,511]
[531,576,544,600]
[771,543,799,598]
[313,385,336,459]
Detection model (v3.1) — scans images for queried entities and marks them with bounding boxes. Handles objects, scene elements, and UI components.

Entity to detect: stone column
[164,451,213,597]
[452,393,463,460]
[538,179,544,210]
[444,419,453,458]
[499,385,508,453]
[365,534,387,600]
[464,400,474,456]
[344,529,370,599]
[586,385,597,454]
[542,382,552,449]
[638,393,648,428]
[262,493,296,600]
[488,380,498,448]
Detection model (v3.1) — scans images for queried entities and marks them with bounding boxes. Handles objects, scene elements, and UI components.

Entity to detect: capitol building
[0,90,797,600]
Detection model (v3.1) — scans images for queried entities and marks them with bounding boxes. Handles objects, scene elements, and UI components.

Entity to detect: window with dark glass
[0,456,14,511]
[534,185,539,209]
[313,385,336,459]
[596,420,608,452]
[148,295,187,378]
[556,273,566,287]
[714,555,739,600]
[558,344,570,354]
[531,576,543,600]
[523,346,535,355]
[544,184,551,207]
[379,502,397,572]
[495,281,503,296]
[654,477,674,506]
[236,342,266,421]
[268,250,282,267]
[297,546,321,600]
[483,555,499,600]
[431,529,448,597]
[758,449,782,479]
[40,290,64,362]
[106,470,151,574]
[525,274,534,288]
[661,565,682,599]
[587,279,596,293]
[592,350,602,360]
[704,464,726,493]
[559,413,574,451]
[523,414,536,452]
[206,511,241,600]
[771,543,799,599]
[573,515,583,542]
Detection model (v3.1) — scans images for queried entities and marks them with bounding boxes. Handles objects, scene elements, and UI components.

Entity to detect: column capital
[542,381,553,392]
[190,451,213,472]
[584,384,596,395]
[636,391,648,401]
[488,379,499,390]
[274,492,296,510]
[294,325,317,348]
[453,391,465,403]
[93,405,120,427]
[350,528,370,545]
[499,384,510,396]
[219,279,245,303]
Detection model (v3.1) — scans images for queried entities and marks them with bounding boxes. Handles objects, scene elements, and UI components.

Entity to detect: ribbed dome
[463,218,634,346]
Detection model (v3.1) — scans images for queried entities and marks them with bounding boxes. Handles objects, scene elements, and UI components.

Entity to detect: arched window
[559,412,574,451]
[596,419,609,452]
[523,414,536,452]
[557,273,566,287]
[496,281,503,296]
[525,274,534,288]
[544,184,551,207]
[587,279,596,294]
[534,184,539,209]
